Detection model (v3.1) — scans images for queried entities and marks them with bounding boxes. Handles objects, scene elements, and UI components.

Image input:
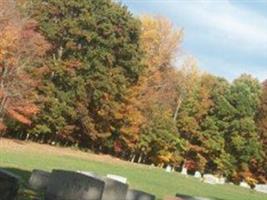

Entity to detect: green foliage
[30,0,144,148]
[3,0,266,183]
[139,106,185,165]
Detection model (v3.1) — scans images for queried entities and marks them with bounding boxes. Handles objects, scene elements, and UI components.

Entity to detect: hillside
[0,138,266,200]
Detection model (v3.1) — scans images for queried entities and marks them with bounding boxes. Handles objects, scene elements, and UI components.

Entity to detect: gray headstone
[77,172,128,200]
[45,170,105,200]
[28,169,50,191]
[77,171,98,178]
[106,174,127,184]
[101,177,128,200]
[176,194,194,200]
[176,194,214,200]
[0,169,20,200]
[126,189,156,200]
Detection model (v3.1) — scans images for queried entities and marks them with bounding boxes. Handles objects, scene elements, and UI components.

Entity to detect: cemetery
[1,139,267,200]
[0,1,267,200]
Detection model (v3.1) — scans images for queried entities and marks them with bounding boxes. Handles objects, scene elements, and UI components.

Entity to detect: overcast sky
[119,0,267,81]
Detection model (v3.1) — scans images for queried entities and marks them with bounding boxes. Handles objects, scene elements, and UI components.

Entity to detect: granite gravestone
[106,174,127,184]
[126,189,156,200]
[101,177,128,200]
[0,169,20,200]
[176,194,213,200]
[28,169,50,191]
[77,171,128,200]
[45,170,105,200]
[164,196,184,200]
[77,171,98,178]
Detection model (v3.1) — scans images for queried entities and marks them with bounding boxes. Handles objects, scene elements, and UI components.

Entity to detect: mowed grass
[0,139,267,200]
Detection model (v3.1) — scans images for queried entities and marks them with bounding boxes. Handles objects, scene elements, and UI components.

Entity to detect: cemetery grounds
[0,138,266,200]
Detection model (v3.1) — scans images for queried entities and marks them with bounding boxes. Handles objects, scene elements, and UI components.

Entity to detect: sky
[119,0,267,81]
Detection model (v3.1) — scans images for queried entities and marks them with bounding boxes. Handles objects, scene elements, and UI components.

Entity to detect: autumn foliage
[0,0,49,131]
[0,0,266,183]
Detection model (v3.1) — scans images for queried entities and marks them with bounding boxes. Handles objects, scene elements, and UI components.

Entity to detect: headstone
[126,189,156,200]
[203,174,219,185]
[107,174,127,184]
[0,169,20,200]
[45,170,105,200]
[164,196,184,200]
[176,194,214,200]
[240,181,250,189]
[194,171,202,179]
[217,177,226,185]
[176,194,194,200]
[28,169,50,191]
[165,165,172,173]
[255,184,267,194]
[77,171,98,178]
[101,177,128,200]
[181,166,188,175]
[77,171,128,200]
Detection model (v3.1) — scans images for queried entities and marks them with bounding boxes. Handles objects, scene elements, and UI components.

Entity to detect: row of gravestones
[1,167,267,200]
[30,169,156,200]
[167,166,267,194]
[0,168,155,200]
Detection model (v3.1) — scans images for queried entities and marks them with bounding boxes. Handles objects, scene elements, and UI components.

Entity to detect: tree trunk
[131,154,136,162]
[138,153,143,163]
[173,97,182,122]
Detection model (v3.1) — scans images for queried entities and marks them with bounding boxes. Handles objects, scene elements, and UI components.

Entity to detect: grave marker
[28,169,50,191]
[126,189,156,200]
[0,169,20,200]
[45,170,105,200]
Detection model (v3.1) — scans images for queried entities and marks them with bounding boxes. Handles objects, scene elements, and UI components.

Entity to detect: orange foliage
[0,0,49,128]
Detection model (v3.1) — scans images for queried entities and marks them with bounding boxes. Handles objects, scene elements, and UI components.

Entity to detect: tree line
[0,0,266,184]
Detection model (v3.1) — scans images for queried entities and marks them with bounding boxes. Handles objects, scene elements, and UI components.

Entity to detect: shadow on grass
[1,167,42,200]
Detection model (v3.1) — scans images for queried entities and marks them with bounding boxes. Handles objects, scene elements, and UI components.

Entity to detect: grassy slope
[0,139,266,200]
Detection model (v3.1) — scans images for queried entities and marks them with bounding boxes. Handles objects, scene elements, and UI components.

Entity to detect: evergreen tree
[31,0,144,149]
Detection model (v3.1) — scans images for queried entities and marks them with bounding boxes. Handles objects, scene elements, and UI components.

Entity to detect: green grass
[0,140,267,200]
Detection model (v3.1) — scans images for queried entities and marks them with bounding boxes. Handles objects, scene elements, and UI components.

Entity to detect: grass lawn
[0,138,266,200]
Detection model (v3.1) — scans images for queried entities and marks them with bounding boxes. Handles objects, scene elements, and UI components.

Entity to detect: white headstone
[181,166,188,175]
[240,181,250,189]
[194,171,202,178]
[203,174,219,184]
[255,184,267,194]
[165,165,172,173]
[218,177,226,185]
[107,174,127,184]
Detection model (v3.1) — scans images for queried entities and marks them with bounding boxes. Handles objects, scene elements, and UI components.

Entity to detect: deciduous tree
[0,0,49,132]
